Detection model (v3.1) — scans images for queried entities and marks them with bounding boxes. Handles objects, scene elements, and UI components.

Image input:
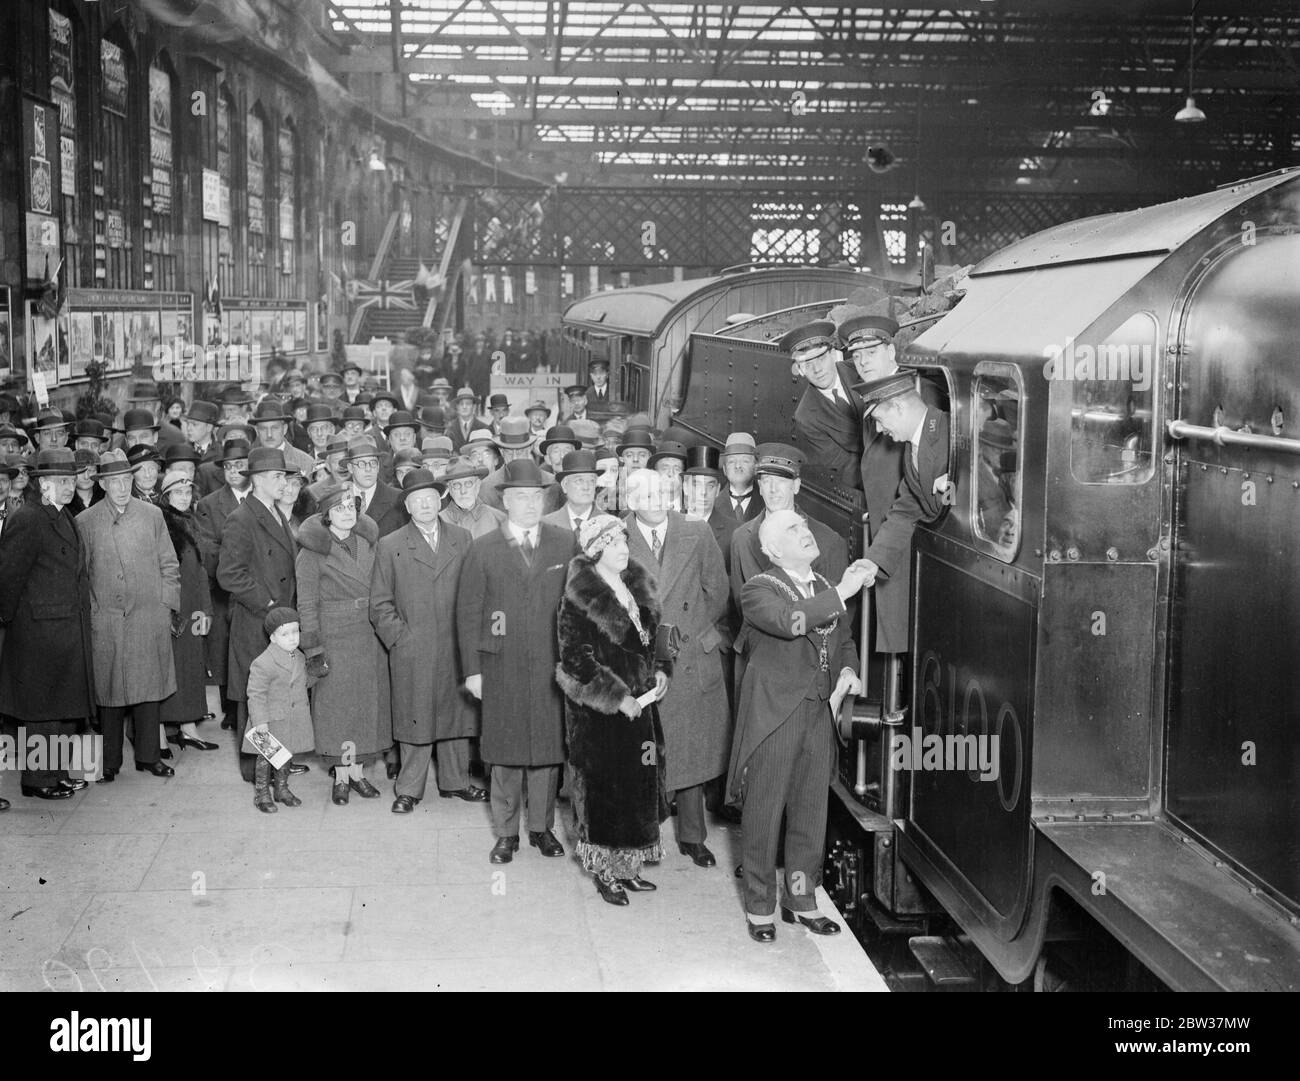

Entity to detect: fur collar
[161,503,201,559]
[564,555,660,645]
[296,511,378,555]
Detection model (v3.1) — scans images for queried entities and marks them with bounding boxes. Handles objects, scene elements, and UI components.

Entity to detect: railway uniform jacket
[726,567,858,806]
[369,518,476,746]
[77,498,181,707]
[728,506,848,622]
[0,502,96,722]
[357,481,407,537]
[793,361,864,491]
[216,497,297,702]
[854,380,946,654]
[625,511,732,791]
[295,515,392,761]
[194,484,244,685]
[863,405,951,592]
[455,520,577,766]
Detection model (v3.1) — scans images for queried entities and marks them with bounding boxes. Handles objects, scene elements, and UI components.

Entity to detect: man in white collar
[542,450,598,535]
[787,320,863,491]
[719,432,762,523]
[726,509,869,943]
[344,438,404,537]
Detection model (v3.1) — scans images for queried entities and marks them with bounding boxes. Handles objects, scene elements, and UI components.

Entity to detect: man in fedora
[303,403,341,462]
[340,361,366,406]
[182,400,223,479]
[456,458,576,863]
[346,437,405,537]
[422,436,454,481]
[439,456,504,540]
[460,428,500,476]
[73,419,109,455]
[367,389,401,453]
[379,410,420,486]
[448,387,490,452]
[0,423,29,457]
[195,439,253,732]
[217,447,302,781]
[524,401,551,448]
[77,448,180,782]
[542,450,599,536]
[219,384,254,426]
[371,469,485,813]
[33,410,71,451]
[624,468,731,869]
[0,447,96,801]
[252,399,315,477]
[786,319,864,492]
[720,432,763,524]
[480,417,540,511]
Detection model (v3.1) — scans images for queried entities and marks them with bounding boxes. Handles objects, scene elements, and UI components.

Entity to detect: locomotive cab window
[972,364,1023,561]
[1069,312,1158,485]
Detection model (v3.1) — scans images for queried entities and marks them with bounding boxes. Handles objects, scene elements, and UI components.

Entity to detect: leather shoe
[781,908,841,936]
[595,877,629,906]
[528,829,564,857]
[617,875,657,892]
[331,782,350,806]
[176,735,219,751]
[220,716,236,731]
[0,796,8,811]
[489,836,519,864]
[439,785,489,802]
[97,769,118,784]
[160,747,173,760]
[289,762,309,775]
[135,761,175,777]
[21,784,74,800]
[391,795,419,814]
[59,777,89,793]
[734,863,744,879]
[385,760,399,780]
[746,920,776,943]
[679,841,717,868]
[348,777,381,799]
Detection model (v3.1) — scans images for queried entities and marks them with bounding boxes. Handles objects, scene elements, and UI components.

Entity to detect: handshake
[836,559,879,600]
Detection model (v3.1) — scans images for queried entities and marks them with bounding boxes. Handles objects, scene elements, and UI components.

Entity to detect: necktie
[651,528,662,562]
[423,528,437,554]
[521,531,534,566]
[732,494,745,518]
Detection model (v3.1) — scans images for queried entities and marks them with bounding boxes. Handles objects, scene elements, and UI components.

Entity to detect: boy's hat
[264,606,300,636]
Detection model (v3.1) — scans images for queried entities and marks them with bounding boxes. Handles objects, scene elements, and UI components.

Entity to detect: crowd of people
[0,310,951,940]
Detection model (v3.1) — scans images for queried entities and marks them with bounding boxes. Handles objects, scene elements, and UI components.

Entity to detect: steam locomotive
[560,171,1300,991]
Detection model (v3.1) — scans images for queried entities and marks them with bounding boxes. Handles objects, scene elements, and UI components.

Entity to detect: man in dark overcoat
[371,469,482,814]
[623,469,731,868]
[217,447,299,782]
[346,438,405,537]
[0,448,96,802]
[727,510,869,942]
[456,459,577,864]
[195,439,252,731]
[786,320,864,492]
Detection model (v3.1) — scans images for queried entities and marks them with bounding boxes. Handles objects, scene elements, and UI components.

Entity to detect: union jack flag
[350,278,416,311]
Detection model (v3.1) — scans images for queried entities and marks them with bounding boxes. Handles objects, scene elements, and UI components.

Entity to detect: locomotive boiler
[560,172,1300,990]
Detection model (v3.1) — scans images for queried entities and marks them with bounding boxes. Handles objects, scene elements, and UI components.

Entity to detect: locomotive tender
[560,171,1300,991]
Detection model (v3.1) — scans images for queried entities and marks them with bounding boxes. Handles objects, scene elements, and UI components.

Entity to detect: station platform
[0,704,885,993]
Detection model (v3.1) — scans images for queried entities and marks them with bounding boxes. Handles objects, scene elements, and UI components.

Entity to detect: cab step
[907,935,978,989]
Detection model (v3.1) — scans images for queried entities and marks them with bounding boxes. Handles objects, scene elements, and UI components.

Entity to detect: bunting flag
[501,274,514,305]
[350,278,416,311]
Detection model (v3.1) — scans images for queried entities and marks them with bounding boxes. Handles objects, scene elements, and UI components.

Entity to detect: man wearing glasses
[345,438,405,538]
[439,457,505,540]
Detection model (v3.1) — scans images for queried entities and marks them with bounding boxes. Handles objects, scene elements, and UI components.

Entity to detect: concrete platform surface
[1,702,886,993]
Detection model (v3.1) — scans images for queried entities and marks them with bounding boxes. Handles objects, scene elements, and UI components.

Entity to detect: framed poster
[70,312,93,381]
[56,312,71,382]
[293,309,307,352]
[101,41,127,116]
[26,302,59,389]
[0,287,11,378]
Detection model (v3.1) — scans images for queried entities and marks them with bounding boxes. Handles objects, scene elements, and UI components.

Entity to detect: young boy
[246,607,317,813]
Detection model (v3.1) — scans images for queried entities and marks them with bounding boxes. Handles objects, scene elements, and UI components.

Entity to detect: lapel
[623,512,654,569]
[327,531,374,589]
[746,509,767,568]
[50,504,78,549]
[401,521,455,582]
[249,498,295,558]
[499,518,533,574]
[655,511,694,596]
[218,485,238,519]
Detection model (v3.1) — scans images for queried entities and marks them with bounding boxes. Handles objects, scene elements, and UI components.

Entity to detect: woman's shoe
[136,761,175,778]
[594,877,629,906]
[617,875,657,892]
[176,735,219,751]
[160,747,173,760]
[348,777,381,799]
[331,782,350,806]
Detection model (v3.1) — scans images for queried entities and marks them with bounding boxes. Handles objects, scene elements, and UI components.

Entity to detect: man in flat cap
[854,373,951,598]
[456,459,577,863]
[784,319,864,491]
[840,314,945,656]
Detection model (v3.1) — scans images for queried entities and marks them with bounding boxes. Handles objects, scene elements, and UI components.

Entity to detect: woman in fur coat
[556,514,671,906]
[157,470,219,751]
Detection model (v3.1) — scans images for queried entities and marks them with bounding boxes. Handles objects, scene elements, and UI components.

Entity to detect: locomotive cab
[895,168,1300,991]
